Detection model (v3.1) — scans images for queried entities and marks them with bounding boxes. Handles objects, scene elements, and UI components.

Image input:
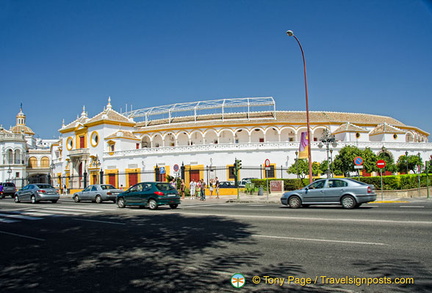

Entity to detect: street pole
[287,30,313,184]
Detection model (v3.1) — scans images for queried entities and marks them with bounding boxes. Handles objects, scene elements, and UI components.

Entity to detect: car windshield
[101,185,116,190]
[36,184,54,189]
[156,183,176,191]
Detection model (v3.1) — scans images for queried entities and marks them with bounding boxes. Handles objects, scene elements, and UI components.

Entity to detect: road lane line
[173,211,432,225]
[38,207,101,213]
[400,206,424,208]
[74,218,126,225]
[0,230,45,241]
[250,234,388,246]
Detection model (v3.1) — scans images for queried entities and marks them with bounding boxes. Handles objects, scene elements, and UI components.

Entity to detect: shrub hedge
[251,174,431,191]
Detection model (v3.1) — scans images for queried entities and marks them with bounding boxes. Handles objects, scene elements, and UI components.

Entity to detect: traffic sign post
[264,159,270,200]
[376,160,386,200]
[354,157,363,181]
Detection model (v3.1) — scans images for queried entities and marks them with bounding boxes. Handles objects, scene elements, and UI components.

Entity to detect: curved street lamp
[286,30,313,183]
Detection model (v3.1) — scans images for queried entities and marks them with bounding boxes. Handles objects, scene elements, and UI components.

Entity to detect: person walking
[215,177,220,199]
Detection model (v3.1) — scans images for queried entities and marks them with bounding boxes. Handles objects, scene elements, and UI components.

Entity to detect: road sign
[160,167,166,174]
[264,159,270,167]
[173,164,179,172]
[354,165,364,169]
[376,160,386,169]
[354,156,363,166]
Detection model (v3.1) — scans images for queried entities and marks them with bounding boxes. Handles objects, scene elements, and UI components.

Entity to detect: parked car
[116,182,181,210]
[73,184,123,203]
[280,178,376,209]
[1,182,16,198]
[14,183,60,204]
[218,181,236,188]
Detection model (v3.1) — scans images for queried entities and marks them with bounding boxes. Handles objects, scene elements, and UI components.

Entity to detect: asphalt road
[0,197,431,292]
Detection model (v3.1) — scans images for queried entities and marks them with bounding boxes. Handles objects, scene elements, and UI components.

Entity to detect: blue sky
[1,0,432,139]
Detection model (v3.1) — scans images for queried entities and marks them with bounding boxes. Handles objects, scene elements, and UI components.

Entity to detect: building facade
[52,97,431,192]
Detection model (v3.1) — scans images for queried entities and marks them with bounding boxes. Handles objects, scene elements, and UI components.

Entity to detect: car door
[139,183,152,204]
[26,184,36,201]
[81,186,92,200]
[124,184,142,204]
[20,185,31,201]
[302,180,326,203]
[325,179,348,203]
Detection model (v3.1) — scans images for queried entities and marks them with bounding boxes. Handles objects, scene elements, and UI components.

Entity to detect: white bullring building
[52,97,431,192]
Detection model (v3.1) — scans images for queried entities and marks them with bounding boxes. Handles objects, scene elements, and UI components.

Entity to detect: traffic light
[237,159,242,170]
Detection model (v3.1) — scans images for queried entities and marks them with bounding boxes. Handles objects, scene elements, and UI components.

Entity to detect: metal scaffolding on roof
[123,97,276,125]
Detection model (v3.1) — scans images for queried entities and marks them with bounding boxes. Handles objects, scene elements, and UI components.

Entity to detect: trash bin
[258,186,264,196]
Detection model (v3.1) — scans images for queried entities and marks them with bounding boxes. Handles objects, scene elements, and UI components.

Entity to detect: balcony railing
[68,148,90,157]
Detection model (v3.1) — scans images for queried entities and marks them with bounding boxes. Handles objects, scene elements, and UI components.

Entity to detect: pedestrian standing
[200,179,206,201]
[196,179,201,199]
[189,179,196,199]
[209,179,214,197]
[180,179,185,199]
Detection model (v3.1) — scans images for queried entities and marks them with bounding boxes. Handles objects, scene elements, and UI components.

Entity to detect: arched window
[41,157,50,168]
[14,150,22,164]
[28,157,38,168]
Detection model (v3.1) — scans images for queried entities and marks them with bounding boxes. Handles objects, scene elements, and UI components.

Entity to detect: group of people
[176,177,220,200]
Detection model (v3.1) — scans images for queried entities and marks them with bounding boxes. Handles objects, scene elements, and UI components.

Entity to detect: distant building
[0,106,54,188]
[51,97,431,191]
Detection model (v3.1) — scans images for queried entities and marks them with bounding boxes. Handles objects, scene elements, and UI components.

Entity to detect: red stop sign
[376,160,386,169]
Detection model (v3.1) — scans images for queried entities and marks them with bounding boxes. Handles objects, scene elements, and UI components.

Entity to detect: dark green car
[116,182,181,210]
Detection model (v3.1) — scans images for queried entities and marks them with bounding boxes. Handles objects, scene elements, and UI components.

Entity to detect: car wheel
[288,196,301,209]
[95,195,102,203]
[169,204,178,209]
[31,195,37,204]
[341,195,357,209]
[148,199,158,210]
[14,195,20,203]
[51,200,58,203]
[117,197,126,208]
[73,195,80,203]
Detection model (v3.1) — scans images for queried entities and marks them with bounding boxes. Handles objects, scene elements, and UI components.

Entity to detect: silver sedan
[14,183,60,204]
[280,178,376,209]
[73,184,124,203]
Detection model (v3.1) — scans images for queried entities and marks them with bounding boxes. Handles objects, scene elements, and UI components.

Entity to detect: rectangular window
[79,136,85,148]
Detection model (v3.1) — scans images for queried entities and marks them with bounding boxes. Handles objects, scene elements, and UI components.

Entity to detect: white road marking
[0,213,42,220]
[0,230,45,241]
[74,218,126,225]
[250,234,388,246]
[400,206,425,208]
[174,211,432,225]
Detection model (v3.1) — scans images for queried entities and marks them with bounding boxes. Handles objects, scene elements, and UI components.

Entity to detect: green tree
[333,145,363,177]
[287,159,308,179]
[377,149,398,173]
[312,162,321,176]
[397,154,423,174]
[362,147,379,173]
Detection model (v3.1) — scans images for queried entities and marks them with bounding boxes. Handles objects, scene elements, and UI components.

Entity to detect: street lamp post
[7,166,12,180]
[405,151,409,174]
[318,129,337,178]
[286,30,313,183]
